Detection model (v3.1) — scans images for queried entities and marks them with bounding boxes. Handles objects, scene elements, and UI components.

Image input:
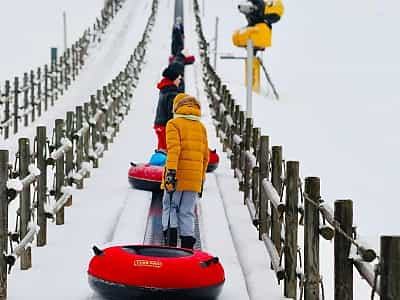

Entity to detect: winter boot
[163,228,178,247]
[180,236,196,249]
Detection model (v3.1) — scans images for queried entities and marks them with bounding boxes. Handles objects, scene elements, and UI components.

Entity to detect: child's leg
[177,191,197,237]
[153,125,166,150]
[161,190,182,231]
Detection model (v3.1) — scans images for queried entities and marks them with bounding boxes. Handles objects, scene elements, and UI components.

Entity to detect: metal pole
[214,17,219,70]
[246,39,253,118]
[63,11,67,52]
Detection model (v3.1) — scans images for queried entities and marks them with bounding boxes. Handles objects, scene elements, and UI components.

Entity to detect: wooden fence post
[37,67,42,117]
[238,111,245,191]
[75,106,84,181]
[271,145,282,255]
[13,77,19,134]
[51,63,56,106]
[23,73,29,127]
[258,135,269,240]
[231,104,240,172]
[44,65,49,111]
[243,118,252,204]
[65,111,74,206]
[36,126,47,246]
[381,236,400,300]
[304,177,320,300]
[83,103,91,167]
[3,80,10,139]
[285,161,299,299]
[0,150,8,299]
[334,199,353,300]
[55,119,65,225]
[19,138,32,270]
[30,70,35,122]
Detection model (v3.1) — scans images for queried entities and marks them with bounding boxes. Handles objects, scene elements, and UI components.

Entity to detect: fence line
[192,1,399,299]
[0,1,159,298]
[0,0,126,140]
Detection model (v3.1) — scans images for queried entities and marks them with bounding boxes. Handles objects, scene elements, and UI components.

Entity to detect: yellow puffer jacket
[162,96,209,193]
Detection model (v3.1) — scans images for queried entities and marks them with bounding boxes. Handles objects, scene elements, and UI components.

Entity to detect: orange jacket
[162,96,209,192]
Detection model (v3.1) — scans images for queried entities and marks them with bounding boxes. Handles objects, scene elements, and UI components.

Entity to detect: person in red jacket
[153,62,184,150]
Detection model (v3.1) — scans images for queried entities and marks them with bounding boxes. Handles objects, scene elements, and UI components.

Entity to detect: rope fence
[0,1,159,299]
[193,0,400,299]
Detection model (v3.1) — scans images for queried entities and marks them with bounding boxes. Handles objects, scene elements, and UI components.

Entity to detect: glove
[165,169,177,192]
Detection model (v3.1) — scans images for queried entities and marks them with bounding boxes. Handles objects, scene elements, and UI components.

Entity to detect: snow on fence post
[13,77,19,135]
[285,161,299,299]
[3,80,10,139]
[65,111,74,206]
[334,199,353,300]
[258,135,270,240]
[30,70,35,123]
[0,150,8,299]
[304,177,321,300]
[44,65,49,111]
[380,236,400,300]
[19,138,32,270]
[271,146,283,256]
[55,119,66,225]
[36,126,47,246]
[37,67,42,117]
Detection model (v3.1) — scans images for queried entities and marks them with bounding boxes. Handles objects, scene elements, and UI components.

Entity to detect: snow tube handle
[92,245,104,256]
[200,256,219,268]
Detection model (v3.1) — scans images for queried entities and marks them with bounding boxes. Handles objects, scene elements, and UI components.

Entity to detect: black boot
[163,228,178,247]
[180,236,196,249]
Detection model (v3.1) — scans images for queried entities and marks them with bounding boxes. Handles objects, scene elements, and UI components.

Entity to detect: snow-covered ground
[5,0,277,299]
[1,0,399,299]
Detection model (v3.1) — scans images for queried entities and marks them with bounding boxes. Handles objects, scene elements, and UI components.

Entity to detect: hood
[157,78,176,90]
[173,96,201,117]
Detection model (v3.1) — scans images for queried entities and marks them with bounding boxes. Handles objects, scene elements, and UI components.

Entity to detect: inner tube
[128,163,163,192]
[129,149,219,191]
[88,245,225,300]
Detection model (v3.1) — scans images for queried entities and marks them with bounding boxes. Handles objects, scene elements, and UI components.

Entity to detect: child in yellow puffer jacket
[162,95,209,249]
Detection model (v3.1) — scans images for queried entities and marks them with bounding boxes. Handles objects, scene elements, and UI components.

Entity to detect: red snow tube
[88,245,225,300]
[207,149,219,173]
[128,163,163,192]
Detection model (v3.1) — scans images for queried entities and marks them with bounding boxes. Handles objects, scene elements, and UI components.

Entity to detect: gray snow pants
[161,190,197,236]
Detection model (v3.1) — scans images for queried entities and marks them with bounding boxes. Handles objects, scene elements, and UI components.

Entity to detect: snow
[0,0,399,299]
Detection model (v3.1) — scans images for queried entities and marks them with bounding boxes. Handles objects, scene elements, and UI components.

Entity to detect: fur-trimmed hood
[172,96,201,117]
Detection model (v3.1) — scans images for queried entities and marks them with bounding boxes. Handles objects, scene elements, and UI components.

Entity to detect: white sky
[1,0,398,299]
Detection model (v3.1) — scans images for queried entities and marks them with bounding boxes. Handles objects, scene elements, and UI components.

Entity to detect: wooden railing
[193,1,400,299]
[0,1,159,298]
[0,0,125,140]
